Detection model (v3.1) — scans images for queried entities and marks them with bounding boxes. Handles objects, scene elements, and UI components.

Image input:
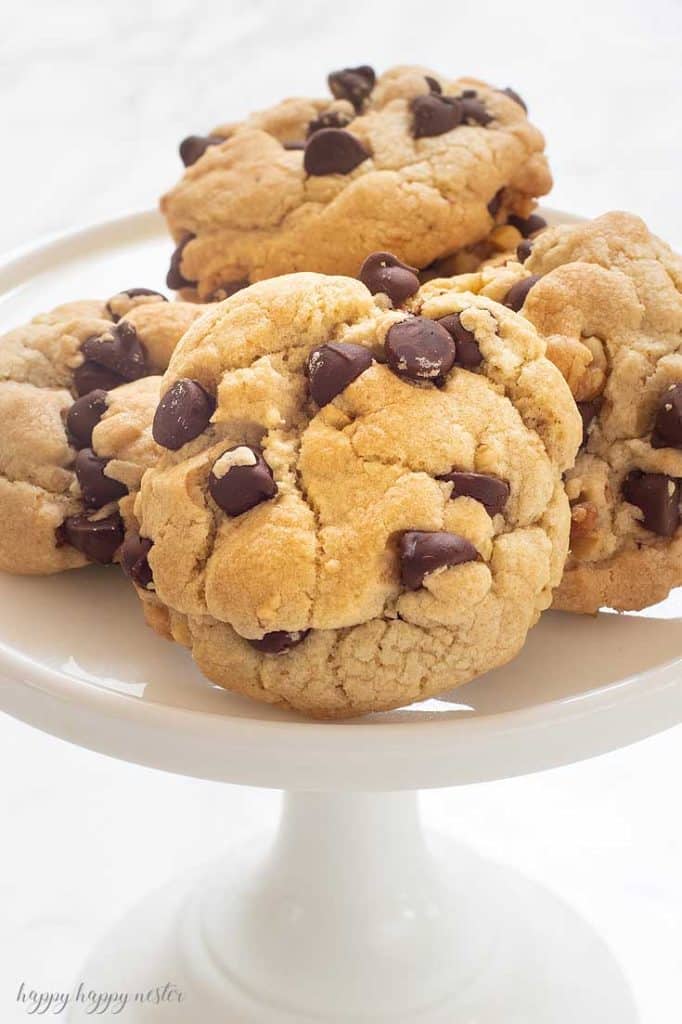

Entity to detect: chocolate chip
[385,317,457,382]
[56,511,124,564]
[307,110,353,137]
[306,343,373,407]
[152,379,215,450]
[487,189,504,218]
[208,446,277,517]
[459,89,478,99]
[424,76,442,94]
[283,140,305,150]
[437,314,483,369]
[73,362,127,397]
[399,530,479,589]
[507,213,547,237]
[622,471,680,536]
[439,471,510,516]
[105,287,167,323]
[179,134,224,167]
[411,94,462,138]
[206,279,249,302]
[248,630,310,655]
[120,531,154,589]
[516,239,533,263]
[167,233,196,290]
[303,128,370,175]
[651,383,682,449]
[503,275,541,312]
[501,87,527,112]
[359,251,420,306]
[577,400,600,447]
[66,390,108,449]
[460,97,492,126]
[74,322,148,397]
[327,65,375,111]
[74,448,128,509]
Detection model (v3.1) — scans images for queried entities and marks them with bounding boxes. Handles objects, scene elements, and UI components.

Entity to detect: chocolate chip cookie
[133,272,580,718]
[161,64,552,301]
[0,294,209,574]
[430,212,682,613]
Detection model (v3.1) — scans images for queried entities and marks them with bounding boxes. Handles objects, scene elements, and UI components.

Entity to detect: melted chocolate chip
[306,343,373,407]
[487,189,504,218]
[437,314,483,369]
[439,471,510,516]
[359,251,420,306]
[105,287,167,323]
[411,94,462,138]
[307,109,353,137]
[74,449,128,509]
[622,471,681,537]
[167,233,196,291]
[66,390,108,449]
[206,279,249,302]
[500,87,527,112]
[152,379,216,450]
[507,213,547,237]
[503,275,541,312]
[179,134,224,167]
[283,140,305,150]
[651,383,682,449]
[209,446,277,517]
[399,530,479,589]
[424,75,442,94]
[120,531,154,589]
[460,97,492,126]
[304,128,370,175]
[577,400,600,447]
[248,630,310,655]
[56,512,124,564]
[74,322,147,397]
[516,239,533,263]
[385,317,456,382]
[327,65,375,111]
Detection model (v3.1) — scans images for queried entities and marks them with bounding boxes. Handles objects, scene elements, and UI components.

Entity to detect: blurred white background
[1,0,681,1021]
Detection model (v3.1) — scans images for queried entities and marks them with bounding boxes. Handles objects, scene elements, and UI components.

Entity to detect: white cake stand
[1,212,681,1023]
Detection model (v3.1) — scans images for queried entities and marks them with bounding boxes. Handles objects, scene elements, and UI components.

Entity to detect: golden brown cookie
[133,272,580,718]
[433,212,682,613]
[161,65,551,301]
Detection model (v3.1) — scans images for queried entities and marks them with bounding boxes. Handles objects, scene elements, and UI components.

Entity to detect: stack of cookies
[2,65,680,718]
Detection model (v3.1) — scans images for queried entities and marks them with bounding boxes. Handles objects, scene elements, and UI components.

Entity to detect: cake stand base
[67,791,637,1023]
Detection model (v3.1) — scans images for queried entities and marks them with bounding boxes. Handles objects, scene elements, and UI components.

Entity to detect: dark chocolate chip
[152,379,216,450]
[74,448,128,509]
[66,390,108,449]
[120,531,154,589]
[437,314,483,369]
[459,89,478,99]
[105,287,167,323]
[307,110,353,137]
[167,233,196,290]
[385,317,457,382]
[306,342,373,406]
[327,65,375,111]
[399,530,479,589]
[304,128,370,175]
[359,251,420,306]
[500,87,527,112]
[651,383,682,449]
[73,362,128,397]
[179,134,224,167]
[516,239,533,263]
[438,471,510,516]
[208,446,277,517]
[508,213,547,237]
[622,471,681,537]
[248,629,310,655]
[80,321,147,381]
[487,189,504,218]
[460,97,492,126]
[577,400,600,447]
[425,76,442,94]
[56,511,124,564]
[503,275,541,312]
[411,94,462,138]
[282,140,305,150]
[206,279,249,302]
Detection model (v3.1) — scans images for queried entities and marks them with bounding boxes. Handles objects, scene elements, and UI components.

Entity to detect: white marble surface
[1,0,681,1020]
